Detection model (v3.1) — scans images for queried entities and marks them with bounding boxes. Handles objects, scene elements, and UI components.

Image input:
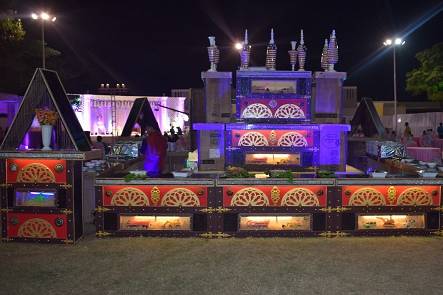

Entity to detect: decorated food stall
[93,30,442,239]
[1,31,441,243]
[0,69,100,244]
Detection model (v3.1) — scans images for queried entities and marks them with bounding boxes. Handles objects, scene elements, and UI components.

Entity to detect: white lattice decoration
[16,163,55,183]
[161,188,200,207]
[281,188,320,206]
[277,132,308,147]
[397,188,433,206]
[17,218,57,238]
[241,103,273,119]
[274,104,305,119]
[238,132,269,146]
[230,188,269,206]
[348,188,386,206]
[111,187,149,206]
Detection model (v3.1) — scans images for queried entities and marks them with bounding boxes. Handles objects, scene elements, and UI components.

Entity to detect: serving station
[95,177,215,237]
[0,69,100,244]
[2,30,441,243]
[93,30,442,239]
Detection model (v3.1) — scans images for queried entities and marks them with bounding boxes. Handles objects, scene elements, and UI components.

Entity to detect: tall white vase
[41,125,53,150]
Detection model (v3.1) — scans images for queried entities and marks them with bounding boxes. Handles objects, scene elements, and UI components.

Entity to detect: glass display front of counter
[357,214,425,230]
[245,153,301,166]
[239,214,311,231]
[15,189,57,207]
[119,215,191,231]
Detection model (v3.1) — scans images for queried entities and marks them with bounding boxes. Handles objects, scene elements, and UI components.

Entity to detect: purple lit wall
[319,124,350,166]
[0,93,21,130]
[314,72,346,115]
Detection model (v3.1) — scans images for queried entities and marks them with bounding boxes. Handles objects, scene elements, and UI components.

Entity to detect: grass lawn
[1,235,443,295]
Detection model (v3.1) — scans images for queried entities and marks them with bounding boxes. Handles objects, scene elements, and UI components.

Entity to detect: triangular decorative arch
[120,97,160,137]
[350,98,385,137]
[0,68,91,151]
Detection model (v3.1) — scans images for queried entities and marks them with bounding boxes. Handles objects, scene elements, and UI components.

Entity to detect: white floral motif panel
[241,103,273,119]
[277,132,308,147]
[274,104,305,119]
[238,132,269,146]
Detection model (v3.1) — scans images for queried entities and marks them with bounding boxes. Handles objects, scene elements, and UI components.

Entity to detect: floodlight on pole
[235,42,243,50]
[383,37,405,136]
[30,11,56,69]
[40,12,49,20]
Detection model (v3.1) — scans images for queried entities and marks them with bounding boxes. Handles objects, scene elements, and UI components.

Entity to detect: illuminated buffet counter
[95,177,215,237]
[94,175,443,238]
[0,150,101,244]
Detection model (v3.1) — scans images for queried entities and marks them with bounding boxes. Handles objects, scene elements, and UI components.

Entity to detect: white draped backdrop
[74,95,186,135]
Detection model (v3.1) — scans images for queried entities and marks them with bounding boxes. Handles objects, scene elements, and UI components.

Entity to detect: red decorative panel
[7,213,68,239]
[6,159,67,184]
[223,185,327,207]
[342,186,441,206]
[232,130,313,147]
[102,185,208,207]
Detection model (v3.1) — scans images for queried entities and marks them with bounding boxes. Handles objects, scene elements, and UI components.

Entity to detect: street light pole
[383,37,405,136]
[393,45,397,135]
[31,12,56,69]
[41,19,45,69]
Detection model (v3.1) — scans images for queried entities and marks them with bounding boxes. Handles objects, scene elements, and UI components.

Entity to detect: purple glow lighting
[225,123,320,131]
[318,124,350,166]
[192,123,225,131]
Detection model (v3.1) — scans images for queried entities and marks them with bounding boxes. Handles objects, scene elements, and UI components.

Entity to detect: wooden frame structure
[0,68,99,244]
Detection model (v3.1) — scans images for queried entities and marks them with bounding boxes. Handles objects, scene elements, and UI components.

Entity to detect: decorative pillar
[313,71,347,123]
[201,71,232,123]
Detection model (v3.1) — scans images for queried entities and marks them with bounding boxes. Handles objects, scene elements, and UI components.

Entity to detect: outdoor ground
[1,236,443,295]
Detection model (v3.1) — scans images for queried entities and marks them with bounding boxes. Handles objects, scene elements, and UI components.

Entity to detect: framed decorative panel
[119,215,191,231]
[239,214,312,231]
[238,98,309,120]
[231,130,313,147]
[357,214,425,230]
[7,213,68,239]
[14,188,57,207]
[6,159,67,184]
[251,80,297,94]
[223,185,327,207]
[342,186,441,207]
[102,185,208,207]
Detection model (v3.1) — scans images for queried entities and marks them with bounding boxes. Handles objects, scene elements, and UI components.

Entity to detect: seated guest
[383,128,390,140]
[427,129,437,138]
[403,122,412,140]
[438,123,443,139]
[419,131,432,147]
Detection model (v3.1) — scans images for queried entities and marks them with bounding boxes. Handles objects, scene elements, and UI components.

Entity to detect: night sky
[13,0,443,100]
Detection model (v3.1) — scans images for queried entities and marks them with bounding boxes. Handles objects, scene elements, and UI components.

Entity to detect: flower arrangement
[35,108,59,125]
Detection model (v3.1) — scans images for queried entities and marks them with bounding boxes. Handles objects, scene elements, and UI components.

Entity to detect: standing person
[437,123,443,139]
[93,136,108,158]
[403,122,412,139]
[176,126,183,136]
[141,126,167,177]
[163,131,169,141]
[390,131,397,142]
[169,127,179,142]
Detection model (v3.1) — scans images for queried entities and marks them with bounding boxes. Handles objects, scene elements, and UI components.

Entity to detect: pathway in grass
[1,237,443,295]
